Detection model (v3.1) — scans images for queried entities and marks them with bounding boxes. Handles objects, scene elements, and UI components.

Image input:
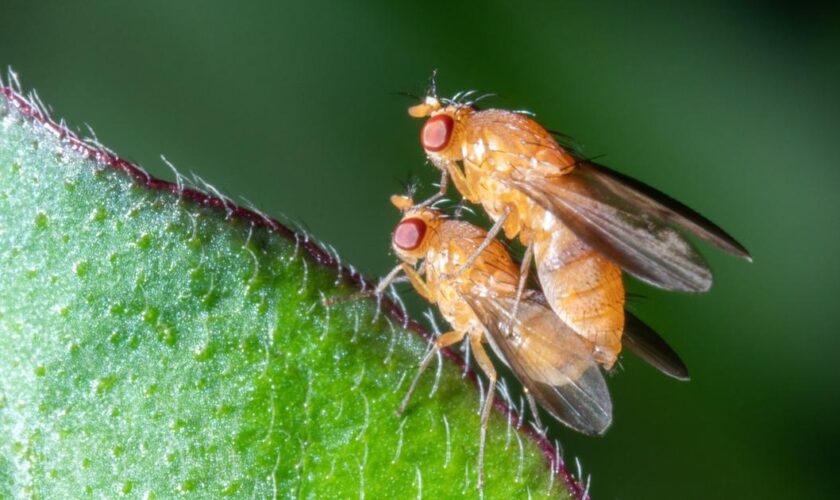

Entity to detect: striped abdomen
[532,210,625,368]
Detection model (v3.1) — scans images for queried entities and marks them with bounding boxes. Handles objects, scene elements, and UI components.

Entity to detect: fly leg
[373,263,407,295]
[505,241,533,337]
[393,262,451,415]
[443,207,510,280]
[397,330,466,415]
[416,159,477,208]
[469,332,497,490]
[398,262,431,300]
[322,263,405,306]
[323,261,423,306]
[447,161,477,201]
[414,167,449,208]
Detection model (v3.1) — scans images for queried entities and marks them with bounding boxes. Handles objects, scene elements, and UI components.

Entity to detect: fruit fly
[408,91,751,368]
[375,195,688,488]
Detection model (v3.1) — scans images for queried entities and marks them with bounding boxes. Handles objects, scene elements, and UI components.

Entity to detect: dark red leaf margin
[0,85,587,500]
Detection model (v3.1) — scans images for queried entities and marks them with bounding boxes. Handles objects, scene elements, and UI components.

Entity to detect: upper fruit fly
[374,195,688,489]
[408,90,751,368]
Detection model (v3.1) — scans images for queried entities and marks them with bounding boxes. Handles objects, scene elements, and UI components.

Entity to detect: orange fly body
[377,195,688,489]
[408,91,751,369]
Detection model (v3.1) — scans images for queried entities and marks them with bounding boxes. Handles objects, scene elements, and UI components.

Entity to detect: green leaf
[0,87,580,498]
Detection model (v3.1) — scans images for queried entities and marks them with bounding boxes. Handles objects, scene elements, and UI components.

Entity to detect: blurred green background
[2,1,838,498]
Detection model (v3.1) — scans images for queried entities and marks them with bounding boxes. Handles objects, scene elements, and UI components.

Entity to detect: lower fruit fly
[375,195,688,488]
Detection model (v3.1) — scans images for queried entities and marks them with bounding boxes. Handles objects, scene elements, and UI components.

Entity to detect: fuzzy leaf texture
[0,88,583,498]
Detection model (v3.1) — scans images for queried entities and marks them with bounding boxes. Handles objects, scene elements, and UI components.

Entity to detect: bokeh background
[2,1,838,498]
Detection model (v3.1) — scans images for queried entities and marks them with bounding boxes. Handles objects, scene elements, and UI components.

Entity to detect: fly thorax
[467,138,485,162]
[428,248,450,275]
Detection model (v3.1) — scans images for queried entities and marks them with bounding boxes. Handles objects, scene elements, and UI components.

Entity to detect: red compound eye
[393,218,427,251]
[421,114,454,152]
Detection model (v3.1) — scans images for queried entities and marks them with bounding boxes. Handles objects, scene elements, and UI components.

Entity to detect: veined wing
[463,293,612,435]
[508,162,749,291]
[623,313,689,381]
[585,162,750,257]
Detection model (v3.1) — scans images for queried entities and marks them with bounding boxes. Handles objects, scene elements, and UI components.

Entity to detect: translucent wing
[585,162,751,258]
[463,293,612,435]
[508,162,750,292]
[623,313,689,381]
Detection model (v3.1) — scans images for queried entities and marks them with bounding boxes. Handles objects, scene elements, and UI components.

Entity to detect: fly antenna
[395,172,421,199]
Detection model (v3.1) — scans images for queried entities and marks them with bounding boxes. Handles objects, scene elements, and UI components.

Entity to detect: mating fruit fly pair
[371,87,750,487]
